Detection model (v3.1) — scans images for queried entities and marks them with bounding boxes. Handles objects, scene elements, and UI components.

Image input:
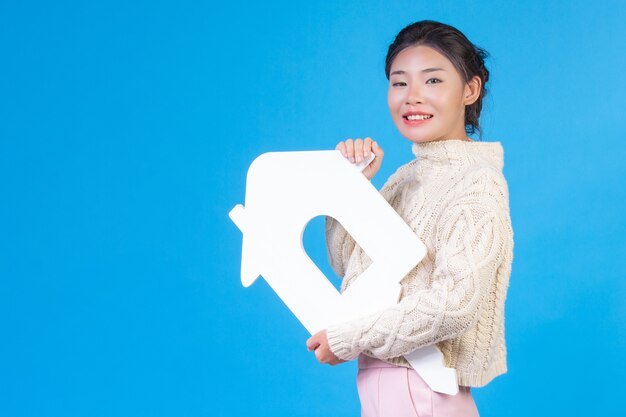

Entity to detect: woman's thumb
[371,141,383,164]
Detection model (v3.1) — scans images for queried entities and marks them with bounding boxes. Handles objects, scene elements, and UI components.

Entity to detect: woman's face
[387,44,477,143]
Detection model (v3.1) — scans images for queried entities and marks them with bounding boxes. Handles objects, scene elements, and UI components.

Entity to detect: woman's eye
[392,82,407,87]
[426,78,442,84]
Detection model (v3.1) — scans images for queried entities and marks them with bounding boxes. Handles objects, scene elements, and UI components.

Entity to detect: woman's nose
[406,85,423,105]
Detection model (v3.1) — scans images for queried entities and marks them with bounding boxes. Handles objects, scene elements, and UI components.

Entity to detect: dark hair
[385,20,490,137]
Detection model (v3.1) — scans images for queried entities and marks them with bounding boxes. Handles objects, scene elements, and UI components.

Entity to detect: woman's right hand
[335,137,384,181]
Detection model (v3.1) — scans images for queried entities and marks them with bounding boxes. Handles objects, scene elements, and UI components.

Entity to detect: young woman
[306,20,514,417]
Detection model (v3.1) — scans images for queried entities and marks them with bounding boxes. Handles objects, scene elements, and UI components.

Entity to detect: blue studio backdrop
[1,1,624,416]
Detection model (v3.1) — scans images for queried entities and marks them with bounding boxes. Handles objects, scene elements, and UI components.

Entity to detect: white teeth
[406,114,433,121]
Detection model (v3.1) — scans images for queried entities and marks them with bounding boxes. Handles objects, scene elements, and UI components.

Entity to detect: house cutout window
[302,215,343,292]
[302,215,374,293]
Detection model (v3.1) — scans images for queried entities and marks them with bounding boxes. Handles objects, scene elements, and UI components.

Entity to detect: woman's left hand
[306,330,347,366]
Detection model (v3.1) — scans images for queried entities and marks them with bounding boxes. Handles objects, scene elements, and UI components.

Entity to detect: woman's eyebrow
[421,67,446,73]
[390,67,446,76]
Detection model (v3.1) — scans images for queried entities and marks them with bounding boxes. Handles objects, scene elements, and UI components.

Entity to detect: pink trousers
[356,354,480,417]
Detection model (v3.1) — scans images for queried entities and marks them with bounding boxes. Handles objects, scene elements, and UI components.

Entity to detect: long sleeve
[325,216,356,278]
[326,198,507,361]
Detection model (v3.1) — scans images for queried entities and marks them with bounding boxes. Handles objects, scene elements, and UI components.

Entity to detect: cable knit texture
[325,139,513,388]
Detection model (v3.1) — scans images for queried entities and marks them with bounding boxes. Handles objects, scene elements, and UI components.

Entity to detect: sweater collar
[411,139,504,171]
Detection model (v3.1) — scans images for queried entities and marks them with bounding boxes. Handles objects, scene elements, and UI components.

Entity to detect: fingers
[372,140,384,158]
[307,331,347,366]
[354,139,363,163]
[335,137,376,164]
[336,137,383,181]
[335,141,347,158]
[346,139,354,163]
[313,343,331,364]
[306,332,320,351]
[313,343,344,366]
[369,141,384,171]
[363,137,373,161]
[307,342,320,352]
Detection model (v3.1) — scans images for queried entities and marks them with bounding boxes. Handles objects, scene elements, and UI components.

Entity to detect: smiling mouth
[403,114,433,121]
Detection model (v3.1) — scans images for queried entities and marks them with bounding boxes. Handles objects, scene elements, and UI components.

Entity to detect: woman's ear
[463,75,482,106]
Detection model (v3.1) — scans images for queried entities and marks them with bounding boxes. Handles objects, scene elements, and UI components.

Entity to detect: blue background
[1,0,624,416]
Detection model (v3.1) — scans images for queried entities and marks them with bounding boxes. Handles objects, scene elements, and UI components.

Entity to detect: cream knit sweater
[325,139,513,388]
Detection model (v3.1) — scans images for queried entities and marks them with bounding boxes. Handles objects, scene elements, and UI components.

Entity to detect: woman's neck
[410,138,504,172]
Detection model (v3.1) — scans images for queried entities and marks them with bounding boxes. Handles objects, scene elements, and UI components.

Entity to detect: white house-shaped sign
[229,150,458,395]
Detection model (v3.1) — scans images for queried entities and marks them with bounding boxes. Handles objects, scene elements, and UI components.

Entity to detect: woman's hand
[306,329,347,366]
[335,137,384,181]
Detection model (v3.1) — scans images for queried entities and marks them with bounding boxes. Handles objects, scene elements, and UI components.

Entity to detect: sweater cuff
[327,324,361,361]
